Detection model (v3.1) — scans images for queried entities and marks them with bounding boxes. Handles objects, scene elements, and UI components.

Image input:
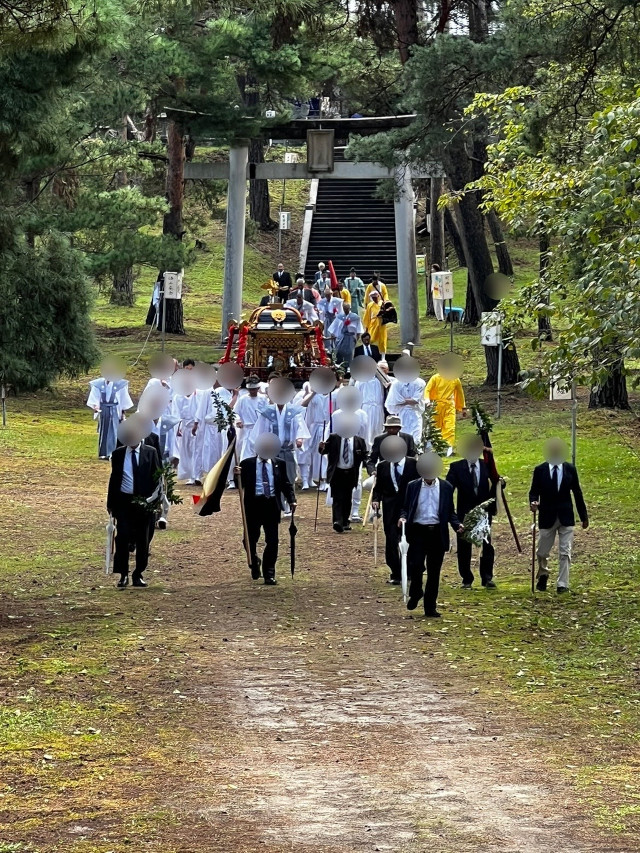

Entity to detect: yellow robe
[365,282,388,304]
[363,301,387,353]
[425,373,465,447]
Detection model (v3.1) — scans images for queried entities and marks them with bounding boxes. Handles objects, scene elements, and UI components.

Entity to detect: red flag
[328,260,339,291]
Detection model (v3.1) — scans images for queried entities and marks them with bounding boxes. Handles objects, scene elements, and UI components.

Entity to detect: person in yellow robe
[425,371,467,451]
[363,291,388,355]
[364,275,388,305]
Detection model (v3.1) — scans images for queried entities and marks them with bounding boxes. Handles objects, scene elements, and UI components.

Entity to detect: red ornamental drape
[220,325,236,363]
[315,326,328,365]
[236,325,248,365]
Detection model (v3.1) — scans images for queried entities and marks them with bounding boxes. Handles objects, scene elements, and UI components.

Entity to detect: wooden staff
[362,473,376,528]
[233,444,252,567]
[531,507,537,594]
[314,420,326,532]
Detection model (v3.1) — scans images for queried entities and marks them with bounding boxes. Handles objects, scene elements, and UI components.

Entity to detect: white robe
[298,391,332,479]
[234,394,264,459]
[195,387,233,477]
[139,377,177,461]
[172,392,199,481]
[386,378,426,443]
[352,378,384,447]
[285,298,319,323]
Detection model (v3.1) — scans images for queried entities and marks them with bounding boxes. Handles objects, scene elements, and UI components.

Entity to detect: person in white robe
[329,304,364,368]
[194,385,238,482]
[385,377,426,444]
[317,289,343,354]
[234,375,265,460]
[299,388,333,490]
[138,375,178,463]
[87,377,133,459]
[172,389,200,484]
[285,294,319,324]
[351,376,385,447]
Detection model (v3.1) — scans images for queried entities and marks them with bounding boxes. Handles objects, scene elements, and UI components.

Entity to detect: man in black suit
[367,415,418,474]
[107,432,161,589]
[236,434,297,585]
[372,435,418,584]
[399,452,463,617]
[353,332,381,362]
[319,425,368,533]
[273,263,292,301]
[447,434,499,589]
[529,437,588,593]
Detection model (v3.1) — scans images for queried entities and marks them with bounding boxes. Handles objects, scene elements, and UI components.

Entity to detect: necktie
[471,463,478,495]
[393,462,400,491]
[342,438,350,465]
[261,460,271,496]
[552,464,559,491]
[366,346,370,356]
[131,447,139,492]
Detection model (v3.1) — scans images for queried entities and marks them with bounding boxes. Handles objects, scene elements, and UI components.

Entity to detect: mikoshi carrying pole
[531,507,538,594]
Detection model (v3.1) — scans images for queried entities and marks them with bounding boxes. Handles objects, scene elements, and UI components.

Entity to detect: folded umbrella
[399,519,409,602]
[289,509,298,577]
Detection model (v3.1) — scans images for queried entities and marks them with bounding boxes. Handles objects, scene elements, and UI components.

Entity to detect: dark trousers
[383,516,401,579]
[246,496,281,580]
[113,498,154,579]
[456,524,495,584]
[407,524,446,614]
[330,468,355,527]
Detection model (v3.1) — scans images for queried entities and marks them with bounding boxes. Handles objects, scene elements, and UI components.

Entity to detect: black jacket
[372,457,419,525]
[320,434,368,486]
[273,270,292,299]
[400,477,461,550]
[107,444,161,514]
[239,457,295,513]
[367,431,418,474]
[529,462,588,528]
[353,343,381,362]
[446,458,496,522]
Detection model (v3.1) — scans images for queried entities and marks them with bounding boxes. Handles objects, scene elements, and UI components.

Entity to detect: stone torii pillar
[221,141,249,341]
[394,165,420,345]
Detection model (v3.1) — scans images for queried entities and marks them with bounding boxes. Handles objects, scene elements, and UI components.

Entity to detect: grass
[1,187,640,847]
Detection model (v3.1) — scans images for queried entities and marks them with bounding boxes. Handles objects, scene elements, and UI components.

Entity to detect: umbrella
[399,519,409,602]
[289,509,298,577]
[105,514,116,575]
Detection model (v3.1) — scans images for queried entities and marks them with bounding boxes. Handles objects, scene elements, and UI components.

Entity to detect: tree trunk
[392,0,420,64]
[487,209,513,276]
[537,232,553,341]
[468,0,489,41]
[428,176,445,316]
[249,139,276,230]
[588,358,630,409]
[444,206,466,268]
[161,120,185,335]
[464,274,479,325]
[484,340,521,385]
[111,267,134,306]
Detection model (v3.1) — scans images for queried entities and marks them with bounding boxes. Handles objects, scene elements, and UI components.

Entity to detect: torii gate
[183,115,442,344]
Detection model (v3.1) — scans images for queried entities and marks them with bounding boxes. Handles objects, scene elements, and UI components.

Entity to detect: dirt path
[134,490,628,853]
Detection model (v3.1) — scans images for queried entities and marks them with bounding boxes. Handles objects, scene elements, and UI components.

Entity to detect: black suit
[273,270,292,301]
[107,444,161,579]
[400,478,461,614]
[354,343,381,362]
[320,435,368,529]
[446,458,497,585]
[529,462,588,529]
[367,431,418,474]
[373,457,418,580]
[239,457,295,580]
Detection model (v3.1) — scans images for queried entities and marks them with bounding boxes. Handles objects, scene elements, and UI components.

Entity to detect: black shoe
[483,580,497,589]
[536,576,548,592]
[131,578,147,588]
[251,557,262,580]
[264,577,277,586]
[333,522,344,533]
[406,597,420,611]
[117,576,129,589]
[343,523,352,531]
[424,610,441,618]
[462,582,473,589]
[387,578,401,585]
[557,586,570,594]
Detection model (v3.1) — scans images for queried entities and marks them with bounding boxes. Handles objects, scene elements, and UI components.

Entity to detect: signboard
[416,254,426,276]
[549,379,573,401]
[163,271,183,300]
[481,311,502,346]
[307,129,335,172]
[284,152,298,164]
[265,109,276,118]
[279,212,291,231]
[432,271,454,301]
